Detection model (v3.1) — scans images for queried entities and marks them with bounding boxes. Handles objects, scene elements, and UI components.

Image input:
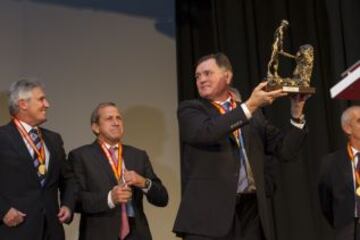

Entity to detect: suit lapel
[122,145,135,172]
[41,130,56,186]
[339,148,355,194]
[7,122,43,184]
[92,142,118,185]
[200,98,238,145]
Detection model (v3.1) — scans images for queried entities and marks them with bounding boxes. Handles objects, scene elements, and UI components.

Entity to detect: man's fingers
[17,210,26,217]
[255,81,268,91]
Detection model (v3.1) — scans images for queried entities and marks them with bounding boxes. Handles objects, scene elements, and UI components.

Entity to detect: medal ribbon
[13,118,46,165]
[212,95,240,145]
[348,143,360,187]
[99,141,123,181]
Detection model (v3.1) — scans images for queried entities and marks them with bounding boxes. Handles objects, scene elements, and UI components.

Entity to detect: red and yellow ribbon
[211,95,240,145]
[13,118,46,166]
[98,141,123,181]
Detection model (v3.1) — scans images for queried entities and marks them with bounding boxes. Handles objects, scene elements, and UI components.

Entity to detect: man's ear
[91,123,100,135]
[225,71,233,85]
[18,99,28,111]
[342,123,352,136]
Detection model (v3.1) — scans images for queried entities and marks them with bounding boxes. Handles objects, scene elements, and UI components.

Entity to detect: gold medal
[356,187,360,196]
[38,164,46,175]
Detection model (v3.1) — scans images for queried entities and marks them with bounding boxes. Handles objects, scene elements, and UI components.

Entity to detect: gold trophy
[266,20,315,94]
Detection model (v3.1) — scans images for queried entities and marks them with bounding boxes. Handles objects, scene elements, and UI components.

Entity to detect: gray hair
[341,106,360,129]
[229,87,242,102]
[90,102,117,124]
[8,79,44,116]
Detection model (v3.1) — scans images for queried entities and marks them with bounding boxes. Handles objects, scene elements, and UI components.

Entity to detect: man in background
[319,105,360,240]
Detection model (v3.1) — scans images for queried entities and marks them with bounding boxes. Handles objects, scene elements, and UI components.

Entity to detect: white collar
[18,120,37,133]
[215,96,231,105]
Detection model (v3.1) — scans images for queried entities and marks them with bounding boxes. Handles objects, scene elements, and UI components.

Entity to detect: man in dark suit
[0,79,77,240]
[319,106,360,240]
[173,53,308,240]
[68,102,168,240]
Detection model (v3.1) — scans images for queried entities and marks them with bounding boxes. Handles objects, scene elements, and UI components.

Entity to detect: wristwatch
[144,178,151,189]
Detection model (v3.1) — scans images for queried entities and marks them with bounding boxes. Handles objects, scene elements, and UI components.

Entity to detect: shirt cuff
[107,191,116,209]
[241,103,252,119]
[142,179,152,194]
[290,119,305,129]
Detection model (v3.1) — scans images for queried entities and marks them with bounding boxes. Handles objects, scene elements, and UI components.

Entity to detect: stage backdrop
[0,0,179,239]
[176,0,360,240]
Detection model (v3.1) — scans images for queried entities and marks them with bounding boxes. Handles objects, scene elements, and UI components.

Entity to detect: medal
[38,164,46,175]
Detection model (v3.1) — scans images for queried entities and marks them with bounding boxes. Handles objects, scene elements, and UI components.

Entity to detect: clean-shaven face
[195,58,231,101]
[92,106,124,145]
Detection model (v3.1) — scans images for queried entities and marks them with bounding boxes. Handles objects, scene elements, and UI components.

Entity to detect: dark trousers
[41,216,50,240]
[335,218,360,240]
[184,193,265,240]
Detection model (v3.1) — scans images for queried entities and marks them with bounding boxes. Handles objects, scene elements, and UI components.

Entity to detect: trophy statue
[266,20,315,94]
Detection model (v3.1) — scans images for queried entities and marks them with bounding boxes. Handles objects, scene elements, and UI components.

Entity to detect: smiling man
[0,79,77,240]
[173,53,308,240]
[68,102,168,240]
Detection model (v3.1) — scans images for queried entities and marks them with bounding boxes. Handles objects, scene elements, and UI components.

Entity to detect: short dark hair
[196,52,233,72]
[90,102,117,124]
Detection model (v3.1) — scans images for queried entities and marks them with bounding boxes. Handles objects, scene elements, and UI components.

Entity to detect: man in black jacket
[0,79,77,240]
[69,102,168,240]
[319,106,360,240]
[173,53,308,240]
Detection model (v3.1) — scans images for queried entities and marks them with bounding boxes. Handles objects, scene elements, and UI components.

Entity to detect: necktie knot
[109,146,118,154]
[29,128,39,139]
[29,128,41,147]
[222,101,231,112]
[109,146,119,164]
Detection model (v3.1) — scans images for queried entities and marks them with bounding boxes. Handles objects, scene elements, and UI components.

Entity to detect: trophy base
[266,85,316,94]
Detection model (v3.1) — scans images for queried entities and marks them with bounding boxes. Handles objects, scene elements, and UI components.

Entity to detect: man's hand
[124,170,146,188]
[58,206,71,223]
[2,207,26,227]
[245,82,288,113]
[111,184,132,205]
[290,94,310,118]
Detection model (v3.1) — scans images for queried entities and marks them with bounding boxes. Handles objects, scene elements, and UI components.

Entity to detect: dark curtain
[175,0,360,239]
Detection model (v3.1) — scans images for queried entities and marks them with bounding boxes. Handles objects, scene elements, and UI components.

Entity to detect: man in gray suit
[69,102,168,240]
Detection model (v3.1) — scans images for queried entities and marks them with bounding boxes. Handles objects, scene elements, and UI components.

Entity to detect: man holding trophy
[173,49,310,239]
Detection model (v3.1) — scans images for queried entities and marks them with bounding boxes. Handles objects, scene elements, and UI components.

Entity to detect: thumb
[255,81,268,91]
[17,210,26,217]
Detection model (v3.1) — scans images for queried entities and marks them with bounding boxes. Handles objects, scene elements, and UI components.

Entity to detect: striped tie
[29,128,46,186]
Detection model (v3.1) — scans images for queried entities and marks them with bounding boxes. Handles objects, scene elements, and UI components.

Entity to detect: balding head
[341,106,360,143]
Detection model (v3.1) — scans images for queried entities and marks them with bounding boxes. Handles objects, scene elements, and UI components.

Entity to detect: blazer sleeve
[251,110,307,161]
[0,194,11,221]
[68,150,111,214]
[56,134,78,213]
[178,100,249,145]
[141,151,168,207]
[318,155,334,225]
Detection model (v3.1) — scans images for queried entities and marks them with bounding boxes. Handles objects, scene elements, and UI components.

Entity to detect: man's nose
[44,99,50,108]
